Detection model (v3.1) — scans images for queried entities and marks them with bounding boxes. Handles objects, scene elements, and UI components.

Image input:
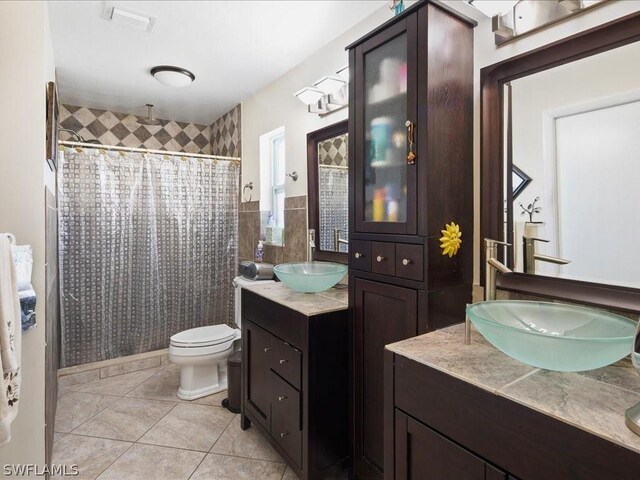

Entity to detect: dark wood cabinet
[241,289,349,480]
[386,350,640,480]
[347,2,475,479]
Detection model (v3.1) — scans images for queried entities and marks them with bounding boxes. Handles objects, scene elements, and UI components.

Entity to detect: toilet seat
[170,325,236,348]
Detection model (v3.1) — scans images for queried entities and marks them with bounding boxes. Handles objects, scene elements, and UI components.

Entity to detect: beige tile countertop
[242,282,348,317]
[386,323,640,455]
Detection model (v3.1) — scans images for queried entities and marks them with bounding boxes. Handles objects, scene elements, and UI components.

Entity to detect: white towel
[0,236,21,446]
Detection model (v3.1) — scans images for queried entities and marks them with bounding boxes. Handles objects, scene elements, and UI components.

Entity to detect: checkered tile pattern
[318,133,348,167]
[210,104,241,157]
[59,105,212,155]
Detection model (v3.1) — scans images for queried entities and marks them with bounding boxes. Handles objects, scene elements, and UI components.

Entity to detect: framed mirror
[481,12,640,313]
[307,120,349,263]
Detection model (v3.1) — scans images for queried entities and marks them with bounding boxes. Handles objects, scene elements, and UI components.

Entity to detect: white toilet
[169,275,274,400]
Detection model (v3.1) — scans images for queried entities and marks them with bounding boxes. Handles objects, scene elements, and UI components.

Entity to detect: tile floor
[54,363,334,480]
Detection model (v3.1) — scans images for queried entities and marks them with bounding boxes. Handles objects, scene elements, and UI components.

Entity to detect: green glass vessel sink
[274,262,347,293]
[466,301,636,372]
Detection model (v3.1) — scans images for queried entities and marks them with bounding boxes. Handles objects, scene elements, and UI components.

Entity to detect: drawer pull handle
[278,395,287,402]
[280,432,290,438]
[402,258,411,266]
[264,348,271,353]
[376,256,385,262]
[354,252,364,259]
[279,359,288,365]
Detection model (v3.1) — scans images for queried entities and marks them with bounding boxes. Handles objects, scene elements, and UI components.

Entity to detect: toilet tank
[233,276,274,328]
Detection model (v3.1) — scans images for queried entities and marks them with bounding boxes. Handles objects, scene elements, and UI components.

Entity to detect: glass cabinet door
[354,16,417,235]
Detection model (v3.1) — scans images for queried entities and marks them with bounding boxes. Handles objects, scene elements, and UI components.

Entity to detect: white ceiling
[49,1,386,125]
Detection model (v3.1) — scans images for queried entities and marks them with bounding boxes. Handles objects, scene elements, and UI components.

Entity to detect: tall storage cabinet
[347,2,475,479]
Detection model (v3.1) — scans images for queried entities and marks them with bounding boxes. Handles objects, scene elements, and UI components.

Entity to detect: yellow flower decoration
[440,222,462,258]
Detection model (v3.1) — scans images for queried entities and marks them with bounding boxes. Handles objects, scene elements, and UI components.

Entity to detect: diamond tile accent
[318,133,348,167]
[211,104,241,157]
[59,105,212,155]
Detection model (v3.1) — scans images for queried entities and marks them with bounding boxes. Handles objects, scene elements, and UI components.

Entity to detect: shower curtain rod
[58,141,241,162]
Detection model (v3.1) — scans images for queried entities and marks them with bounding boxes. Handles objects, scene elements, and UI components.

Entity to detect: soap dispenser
[255,240,264,263]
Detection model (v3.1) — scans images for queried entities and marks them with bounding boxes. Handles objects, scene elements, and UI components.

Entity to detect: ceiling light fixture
[151,65,196,87]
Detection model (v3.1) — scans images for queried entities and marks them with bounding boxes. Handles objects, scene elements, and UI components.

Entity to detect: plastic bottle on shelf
[255,240,264,263]
[373,188,386,222]
[386,185,399,222]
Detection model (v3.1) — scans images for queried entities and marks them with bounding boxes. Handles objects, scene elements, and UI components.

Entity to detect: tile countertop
[386,323,640,455]
[242,282,348,317]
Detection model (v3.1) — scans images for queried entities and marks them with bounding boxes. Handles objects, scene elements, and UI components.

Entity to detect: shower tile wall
[59,105,212,155]
[210,104,242,158]
[239,196,307,264]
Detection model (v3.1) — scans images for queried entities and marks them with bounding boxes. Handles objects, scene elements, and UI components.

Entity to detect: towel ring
[243,182,254,202]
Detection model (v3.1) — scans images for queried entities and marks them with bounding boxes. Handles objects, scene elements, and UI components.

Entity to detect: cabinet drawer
[350,240,371,272]
[372,242,395,276]
[271,371,302,467]
[395,243,424,281]
[272,338,302,390]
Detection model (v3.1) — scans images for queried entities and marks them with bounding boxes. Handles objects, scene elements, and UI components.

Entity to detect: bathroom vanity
[384,325,640,480]
[240,282,349,480]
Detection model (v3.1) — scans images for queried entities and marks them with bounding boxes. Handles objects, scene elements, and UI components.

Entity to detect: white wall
[0,1,55,466]
[241,5,397,199]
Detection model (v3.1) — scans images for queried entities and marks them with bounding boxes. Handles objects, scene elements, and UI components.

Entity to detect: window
[259,126,285,245]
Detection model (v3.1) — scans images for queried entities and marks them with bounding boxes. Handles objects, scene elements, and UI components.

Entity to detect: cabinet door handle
[264,348,271,352]
[278,395,287,402]
[280,432,290,438]
[405,120,416,165]
[376,256,385,262]
[354,252,365,259]
[402,258,411,266]
[279,359,288,365]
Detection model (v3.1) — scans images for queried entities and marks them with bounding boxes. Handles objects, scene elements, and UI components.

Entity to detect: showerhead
[137,104,164,126]
[58,128,102,145]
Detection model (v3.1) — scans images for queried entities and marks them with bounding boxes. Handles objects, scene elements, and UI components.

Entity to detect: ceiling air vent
[104,4,156,32]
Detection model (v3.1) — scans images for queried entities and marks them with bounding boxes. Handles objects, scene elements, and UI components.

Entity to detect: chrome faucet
[333,228,348,251]
[484,238,512,301]
[307,229,316,263]
[522,236,570,274]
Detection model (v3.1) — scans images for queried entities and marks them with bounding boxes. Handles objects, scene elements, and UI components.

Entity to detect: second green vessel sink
[274,262,347,293]
[466,301,636,372]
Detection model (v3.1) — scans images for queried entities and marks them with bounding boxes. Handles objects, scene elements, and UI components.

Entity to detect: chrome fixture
[307,229,316,262]
[294,66,349,116]
[286,171,299,182]
[467,0,608,46]
[137,104,165,127]
[625,320,640,436]
[58,128,101,145]
[333,228,348,251]
[484,238,512,301]
[151,65,195,87]
[522,237,571,274]
[242,182,254,202]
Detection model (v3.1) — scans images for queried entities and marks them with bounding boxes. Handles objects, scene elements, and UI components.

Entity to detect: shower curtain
[58,146,239,367]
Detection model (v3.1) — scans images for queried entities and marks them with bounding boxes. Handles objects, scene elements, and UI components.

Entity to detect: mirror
[505,40,640,289]
[307,120,349,263]
[481,13,640,312]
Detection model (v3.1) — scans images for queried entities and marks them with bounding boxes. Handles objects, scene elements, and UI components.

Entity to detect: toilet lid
[170,325,236,347]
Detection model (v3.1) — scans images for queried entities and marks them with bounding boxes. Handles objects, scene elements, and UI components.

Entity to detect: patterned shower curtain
[58,146,239,367]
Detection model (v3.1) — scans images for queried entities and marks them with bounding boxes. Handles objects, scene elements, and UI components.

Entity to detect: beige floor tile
[191,389,228,407]
[52,434,132,480]
[72,397,176,441]
[190,453,285,480]
[125,365,182,402]
[138,402,234,452]
[96,443,204,480]
[210,416,283,462]
[55,392,119,433]
[73,368,162,396]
